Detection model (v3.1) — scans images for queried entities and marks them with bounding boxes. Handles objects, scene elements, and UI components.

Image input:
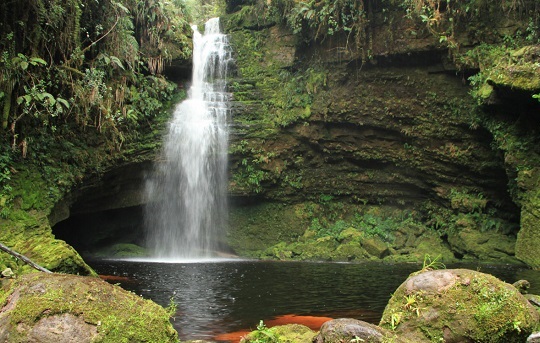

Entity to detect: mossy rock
[447,227,518,262]
[0,212,94,276]
[380,269,539,342]
[337,227,362,243]
[362,236,390,259]
[93,243,148,258]
[335,242,370,261]
[241,323,316,343]
[262,241,293,260]
[411,233,455,261]
[525,294,540,310]
[228,202,308,256]
[385,232,455,263]
[517,190,540,269]
[0,272,177,342]
[313,318,409,343]
[264,237,338,261]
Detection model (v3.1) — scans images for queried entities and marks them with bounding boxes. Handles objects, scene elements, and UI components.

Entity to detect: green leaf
[112,1,129,14]
[57,98,70,109]
[38,92,55,105]
[17,94,32,105]
[11,56,22,66]
[20,61,28,70]
[110,56,125,70]
[29,57,47,66]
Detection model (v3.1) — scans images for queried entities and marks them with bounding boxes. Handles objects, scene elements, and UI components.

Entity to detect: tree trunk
[2,90,11,130]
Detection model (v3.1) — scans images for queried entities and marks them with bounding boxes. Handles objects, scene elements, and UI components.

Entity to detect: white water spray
[144,18,232,259]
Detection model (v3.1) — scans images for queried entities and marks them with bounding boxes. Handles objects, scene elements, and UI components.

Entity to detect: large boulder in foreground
[313,318,410,343]
[380,269,539,342]
[0,272,177,342]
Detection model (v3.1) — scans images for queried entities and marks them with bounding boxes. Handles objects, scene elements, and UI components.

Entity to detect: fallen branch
[0,242,52,273]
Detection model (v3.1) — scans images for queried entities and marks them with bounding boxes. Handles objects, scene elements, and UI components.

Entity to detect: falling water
[144,18,232,259]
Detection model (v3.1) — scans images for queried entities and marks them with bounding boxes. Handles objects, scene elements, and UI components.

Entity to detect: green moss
[516,187,540,269]
[0,212,94,275]
[1,272,178,343]
[463,45,540,105]
[234,203,459,263]
[93,243,148,258]
[228,202,309,256]
[241,321,316,343]
[380,269,539,342]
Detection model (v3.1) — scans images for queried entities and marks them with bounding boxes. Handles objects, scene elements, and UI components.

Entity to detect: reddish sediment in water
[99,275,133,283]
[213,314,333,342]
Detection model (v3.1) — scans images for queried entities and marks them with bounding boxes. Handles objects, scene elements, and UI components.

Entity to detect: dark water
[89,259,540,342]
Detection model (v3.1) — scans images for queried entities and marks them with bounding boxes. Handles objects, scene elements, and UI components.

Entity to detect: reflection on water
[90,260,540,342]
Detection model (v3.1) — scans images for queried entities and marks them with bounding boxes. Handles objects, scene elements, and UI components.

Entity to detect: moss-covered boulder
[240,323,316,343]
[380,269,539,342]
[361,236,389,259]
[93,243,148,258]
[0,211,94,275]
[0,272,177,342]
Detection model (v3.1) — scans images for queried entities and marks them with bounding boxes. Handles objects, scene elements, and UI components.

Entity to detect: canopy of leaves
[0,0,192,152]
[269,0,368,47]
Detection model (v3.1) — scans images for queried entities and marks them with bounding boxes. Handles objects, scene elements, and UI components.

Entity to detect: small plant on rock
[246,320,279,343]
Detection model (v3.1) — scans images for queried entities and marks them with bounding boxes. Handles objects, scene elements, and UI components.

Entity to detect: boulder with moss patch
[0,272,177,342]
[380,269,539,342]
[240,323,316,343]
[0,211,94,276]
[313,318,409,343]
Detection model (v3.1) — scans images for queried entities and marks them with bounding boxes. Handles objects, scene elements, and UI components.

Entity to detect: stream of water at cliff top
[143,18,232,260]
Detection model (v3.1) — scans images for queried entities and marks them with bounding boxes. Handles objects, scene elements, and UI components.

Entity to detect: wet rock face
[222,12,520,261]
[380,269,540,343]
[224,2,518,211]
[230,62,515,209]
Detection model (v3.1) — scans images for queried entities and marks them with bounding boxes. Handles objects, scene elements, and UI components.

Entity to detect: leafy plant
[166,297,178,317]
[389,311,403,331]
[420,254,445,272]
[248,320,279,343]
[0,0,191,151]
[269,0,369,58]
[0,149,13,218]
[403,293,424,317]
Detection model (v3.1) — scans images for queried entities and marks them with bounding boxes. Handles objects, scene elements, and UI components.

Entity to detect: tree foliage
[399,0,540,50]
[0,0,192,152]
[262,0,540,62]
[269,0,368,50]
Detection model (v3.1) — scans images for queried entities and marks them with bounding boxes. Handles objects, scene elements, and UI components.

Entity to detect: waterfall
[144,18,232,259]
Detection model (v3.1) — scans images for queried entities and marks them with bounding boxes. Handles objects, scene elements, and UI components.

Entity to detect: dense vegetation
[1,0,540,269]
[0,0,220,274]
[0,0,197,220]
[236,0,540,63]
